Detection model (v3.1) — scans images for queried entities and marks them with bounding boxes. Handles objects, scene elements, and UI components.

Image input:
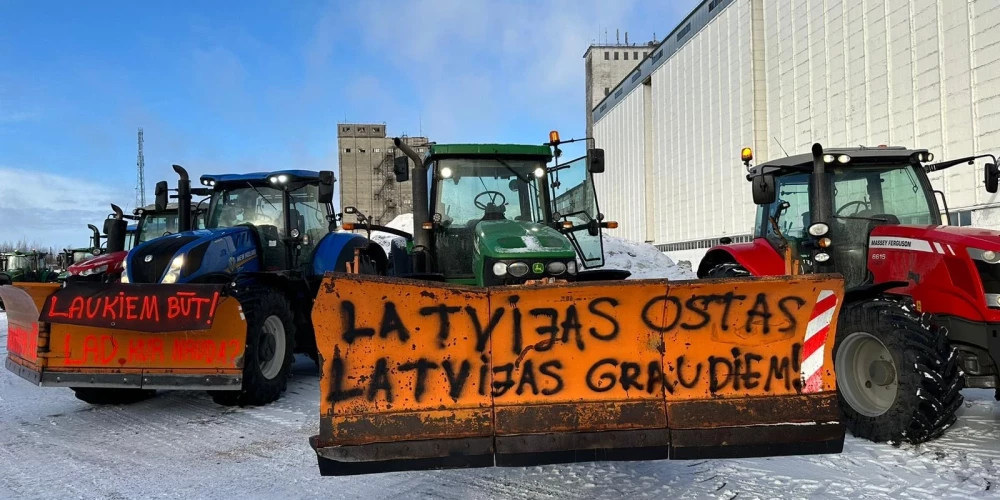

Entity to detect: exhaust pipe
[88,224,102,253]
[393,138,431,273]
[173,165,193,233]
[104,204,128,253]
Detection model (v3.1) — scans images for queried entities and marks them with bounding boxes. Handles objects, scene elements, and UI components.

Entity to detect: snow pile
[595,234,696,280]
[0,311,6,335]
[354,213,696,280]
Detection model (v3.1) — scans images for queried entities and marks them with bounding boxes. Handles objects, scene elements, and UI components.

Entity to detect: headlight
[533,167,545,178]
[492,262,508,276]
[120,256,129,283]
[808,223,829,237]
[546,262,567,275]
[814,252,831,263]
[80,264,109,277]
[508,262,529,277]
[970,248,1000,264]
[161,255,185,284]
[567,261,578,275]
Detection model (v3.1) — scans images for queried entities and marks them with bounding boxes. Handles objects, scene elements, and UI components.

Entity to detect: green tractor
[56,248,97,281]
[341,133,616,284]
[0,250,58,309]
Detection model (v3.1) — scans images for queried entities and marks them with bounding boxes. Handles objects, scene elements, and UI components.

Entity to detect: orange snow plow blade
[1,282,247,390]
[309,273,847,476]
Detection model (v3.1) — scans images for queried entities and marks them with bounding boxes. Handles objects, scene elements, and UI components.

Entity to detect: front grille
[483,258,574,286]
[130,236,200,283]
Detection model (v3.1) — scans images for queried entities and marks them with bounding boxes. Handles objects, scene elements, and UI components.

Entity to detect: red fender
[697,239,785,278]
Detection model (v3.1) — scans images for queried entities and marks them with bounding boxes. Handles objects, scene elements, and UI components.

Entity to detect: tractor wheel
[71,388,156,405]
[833,298,963,444]
[704,262,750,278]
[210,287,296,407]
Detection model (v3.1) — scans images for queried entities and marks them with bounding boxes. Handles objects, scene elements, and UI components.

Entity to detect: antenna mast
[136,127,146,208]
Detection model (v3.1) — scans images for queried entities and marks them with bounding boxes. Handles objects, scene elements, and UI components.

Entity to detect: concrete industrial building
[337,123,430,225]
[584,34,658,139]
[590,0,1000,268]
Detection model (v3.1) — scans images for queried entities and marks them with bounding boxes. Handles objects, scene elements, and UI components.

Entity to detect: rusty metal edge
[669,422,846,460]
[495,428,670,455]
[5,356,41,385]
[310,435,495,476]
[494,400,667,435]
[667,393,840,429]
[32,369,242,390]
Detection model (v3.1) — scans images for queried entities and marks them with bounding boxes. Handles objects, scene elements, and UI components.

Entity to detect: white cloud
[0,166,132,249]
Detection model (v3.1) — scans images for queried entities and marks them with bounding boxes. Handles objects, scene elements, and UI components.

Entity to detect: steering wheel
[474,190,507,210]
[836,200,870,216]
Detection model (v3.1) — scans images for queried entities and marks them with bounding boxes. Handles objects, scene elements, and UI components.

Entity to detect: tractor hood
[68,250,126,277]
[474,219,576,260]
[872,224,1000,251]
[125,226,261,284]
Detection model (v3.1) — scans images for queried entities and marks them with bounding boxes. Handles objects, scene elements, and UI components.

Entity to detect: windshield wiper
[493,157,529,183]
[246,182,279,212]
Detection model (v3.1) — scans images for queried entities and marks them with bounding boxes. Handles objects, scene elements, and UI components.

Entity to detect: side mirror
[319,170,335,204]
[752,174,777,205]
[587,148,605,174]
[986,163,999,194]
[393,156,410,182]
[344,206,357,215]
[155,181,168,211]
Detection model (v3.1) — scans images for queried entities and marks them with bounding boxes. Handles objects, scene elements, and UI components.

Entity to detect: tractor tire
[704,262,750,278]
[71,388,156,405]
[210,287,296,407]
[832,298,964,444]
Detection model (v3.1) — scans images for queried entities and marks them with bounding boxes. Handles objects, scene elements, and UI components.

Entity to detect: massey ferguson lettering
[871,238,911,248]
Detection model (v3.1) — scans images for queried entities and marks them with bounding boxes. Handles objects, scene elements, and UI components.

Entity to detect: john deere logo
[532,262,544,274]
[144,255,153,263]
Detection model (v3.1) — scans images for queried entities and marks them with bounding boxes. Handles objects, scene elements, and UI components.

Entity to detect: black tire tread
[705,262,750,279]
[210,286,296,407]
[834,297,963,445]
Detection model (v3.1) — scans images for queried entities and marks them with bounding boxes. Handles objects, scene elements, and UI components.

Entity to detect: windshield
[73,251,93,262]
[433,158,546,227]
[7,255,28,269]
[138,212,182,243]
[830,164,935,224]
[208,185,284,230]
[549,155,605,267]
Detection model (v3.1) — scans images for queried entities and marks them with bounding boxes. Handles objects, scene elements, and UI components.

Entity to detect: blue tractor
[116,166,387,406]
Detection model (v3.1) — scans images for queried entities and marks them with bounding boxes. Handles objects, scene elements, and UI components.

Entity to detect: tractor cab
[1,251,56,283]
[746,145,940,287]
[200,170,336,272]
[346,133,612,286]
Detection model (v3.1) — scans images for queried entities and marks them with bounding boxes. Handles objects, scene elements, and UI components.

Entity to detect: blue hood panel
[126,226,261,283]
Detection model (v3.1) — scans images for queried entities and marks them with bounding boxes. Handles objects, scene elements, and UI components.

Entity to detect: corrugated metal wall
[651,0,756,243]
[594,86,647,242]
[594,0,1000,266]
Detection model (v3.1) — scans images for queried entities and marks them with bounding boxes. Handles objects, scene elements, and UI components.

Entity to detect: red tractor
[700,143,1000,445]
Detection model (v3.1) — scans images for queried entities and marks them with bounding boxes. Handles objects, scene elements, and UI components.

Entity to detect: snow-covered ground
[1,310,999,499]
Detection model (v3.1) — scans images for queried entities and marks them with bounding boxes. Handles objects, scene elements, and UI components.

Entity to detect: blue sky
[0,0,698,248]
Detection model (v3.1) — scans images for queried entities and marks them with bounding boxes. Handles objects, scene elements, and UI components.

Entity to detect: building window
[373,127,380,133]
[948,210,973,226]
[634,51,639,59]
[604,51,609,60]
[388,148,394,153]
[604,87,610,96]
[614,52,619,60]
[359,148,367,153]
[342,127,350,132]
[623,52,628,60]
[359,127,366,132]
[374,148,381,153]
[344,148,351,153]
[644,51,648,58]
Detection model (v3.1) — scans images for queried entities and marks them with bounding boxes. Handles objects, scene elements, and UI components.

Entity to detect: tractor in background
[698,143,998,445]
[63,172,209,284]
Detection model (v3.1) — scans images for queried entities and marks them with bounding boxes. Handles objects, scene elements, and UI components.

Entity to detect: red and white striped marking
[802,290,838,393]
